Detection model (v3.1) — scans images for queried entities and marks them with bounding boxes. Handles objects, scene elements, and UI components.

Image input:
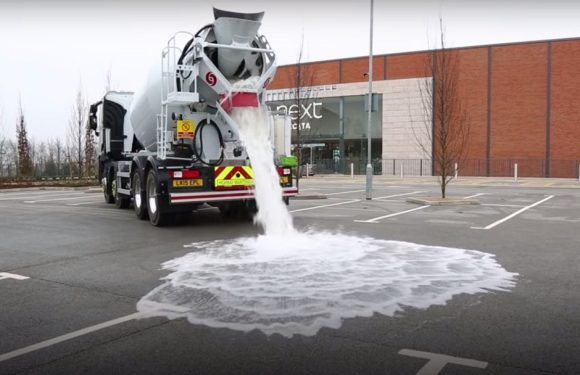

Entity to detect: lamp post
[365,0,374,200]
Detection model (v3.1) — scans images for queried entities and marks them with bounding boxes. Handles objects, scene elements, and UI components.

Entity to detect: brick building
[265,38,580,178]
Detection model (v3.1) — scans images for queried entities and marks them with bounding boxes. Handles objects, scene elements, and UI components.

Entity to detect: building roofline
[277,35,580,68]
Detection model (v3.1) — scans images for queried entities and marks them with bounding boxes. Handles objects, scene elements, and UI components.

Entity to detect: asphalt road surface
[0,181,579,375]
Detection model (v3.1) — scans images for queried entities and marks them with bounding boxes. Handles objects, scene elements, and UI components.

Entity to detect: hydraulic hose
[177,24,214,88]
[192,119,224,166]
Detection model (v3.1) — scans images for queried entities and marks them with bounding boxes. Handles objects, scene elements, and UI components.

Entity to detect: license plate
[172,179,203,188]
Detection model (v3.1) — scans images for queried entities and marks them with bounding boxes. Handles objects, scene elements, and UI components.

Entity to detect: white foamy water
[138,104,517,337]
[137,231,518,337]
[229,106,294,236]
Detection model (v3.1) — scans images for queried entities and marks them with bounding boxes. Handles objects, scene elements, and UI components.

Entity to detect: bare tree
[16,99,32,177]
[417,19,470,198]
[45,139,58,177]
[55,138,63,178]
[84,122,96,177]
[29,137,37,176]
[0,106,6,177]
[6,140,18,177]
[35,140,48,177]
[67,84,87,178]
[287,33,316,190]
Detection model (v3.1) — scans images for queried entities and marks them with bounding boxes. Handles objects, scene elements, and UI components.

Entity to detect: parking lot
[1,179,579,374]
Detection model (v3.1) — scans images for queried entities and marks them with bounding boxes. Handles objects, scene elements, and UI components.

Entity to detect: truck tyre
[115,191,130,209]
[112,172,130,209]
[245,200,258,218]
[218,202,235,219]
[132,171,148,220]
[219,201,256,221]
[104,167,115,204]
[146,169,169,226]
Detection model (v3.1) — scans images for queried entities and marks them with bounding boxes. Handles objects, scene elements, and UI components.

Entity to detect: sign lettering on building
[276,102,323,131]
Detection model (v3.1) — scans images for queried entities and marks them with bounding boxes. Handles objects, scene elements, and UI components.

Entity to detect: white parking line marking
[355,205,430,223]
[66,200,106,206]
[0,192,83,201]
[1,189,85,195]
[0,272,29,281]
[472,195,555,230]
[24,195,97,203]
[324,189,365,196]
[482,203,525,208]
[375,191,424,200]
[463,193,487,199]
[399,349,487,374]
[0,312,145,363]
[290,199,360,213]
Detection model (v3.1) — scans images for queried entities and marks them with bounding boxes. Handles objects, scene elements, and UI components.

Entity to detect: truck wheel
[245,200,258,218]
[104,168,115,204]
[112,175,130,209]
[146,170,169,226]
[219,201,256,221]
[132,171,148,220]
[218,202,234,218]
[115,193,130,209]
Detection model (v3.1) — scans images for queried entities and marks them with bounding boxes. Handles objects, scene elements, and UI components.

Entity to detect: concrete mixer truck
[88,8,298,226]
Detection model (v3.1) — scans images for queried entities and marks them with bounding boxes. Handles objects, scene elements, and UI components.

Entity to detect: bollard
[350,162,354,179]
[454,162,458,180]
[400,164,404,179]
[306,163,309,179]
[514,163,518,182]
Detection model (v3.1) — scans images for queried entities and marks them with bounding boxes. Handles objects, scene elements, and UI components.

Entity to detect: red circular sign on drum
[206,72,217,86]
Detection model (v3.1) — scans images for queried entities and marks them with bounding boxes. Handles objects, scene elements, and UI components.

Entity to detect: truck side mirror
[89,115,97,131]
[88,102,101,132]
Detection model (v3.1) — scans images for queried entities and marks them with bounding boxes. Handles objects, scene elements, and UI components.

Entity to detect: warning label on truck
[176,120,195,139]
[214,166,255,189]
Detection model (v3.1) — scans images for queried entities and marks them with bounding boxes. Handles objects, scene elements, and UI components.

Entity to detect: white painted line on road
[375,191,424,200]
[0,192,84,201]
[0,191,72,197]
[0,312,145,363]
[0,272,29,281]
[324,189,365,196]
[471,195,555,230]
[0,204,132,219]
[24,195,98,203]
[399,349,487,374]
[482,203,525,208]
[355,205,430,223]
[290,199,360,213]
[66,200,106,206]
[0,189,85,195]
[463,193,487,199]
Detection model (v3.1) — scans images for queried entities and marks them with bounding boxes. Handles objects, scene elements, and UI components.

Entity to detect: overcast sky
[1,0,580,142]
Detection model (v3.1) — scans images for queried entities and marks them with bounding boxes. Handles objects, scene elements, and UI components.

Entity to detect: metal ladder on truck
[157,32,199,160]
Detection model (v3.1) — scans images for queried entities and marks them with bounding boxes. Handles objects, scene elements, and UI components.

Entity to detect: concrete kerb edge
[293,193,328,200]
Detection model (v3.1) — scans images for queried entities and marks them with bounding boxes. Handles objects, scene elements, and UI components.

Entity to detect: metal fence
[307,159,580,178]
